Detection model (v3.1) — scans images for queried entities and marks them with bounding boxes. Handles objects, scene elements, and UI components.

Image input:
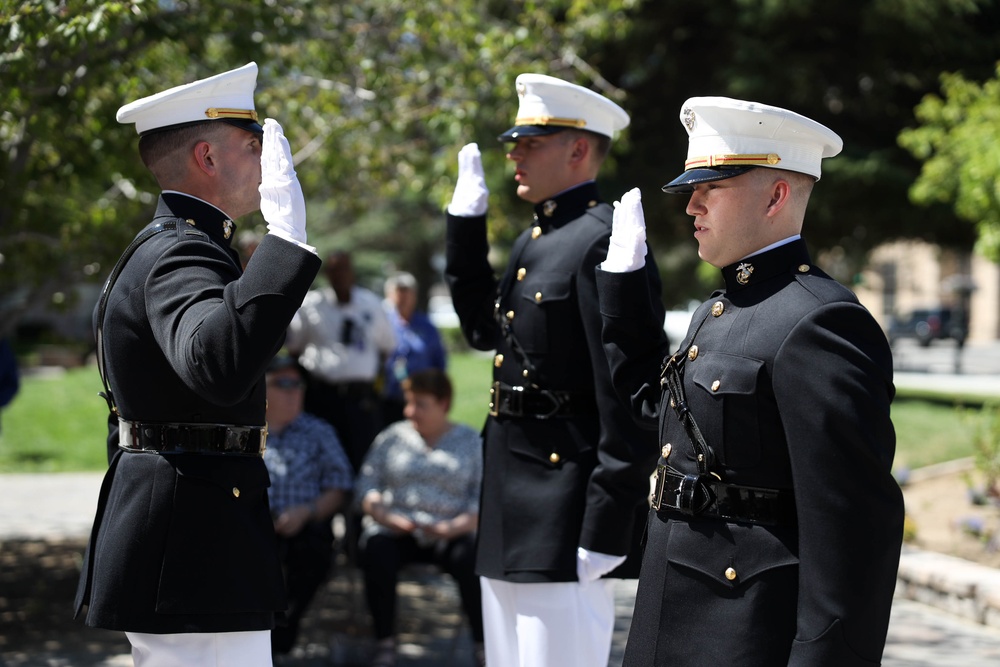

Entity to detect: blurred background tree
[4,0,1000,344]
[900,62,1000,263]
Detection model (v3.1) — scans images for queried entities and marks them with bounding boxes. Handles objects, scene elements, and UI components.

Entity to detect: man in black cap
[597,97,904,666]
[74,62,322,666]
[445,73,664,667]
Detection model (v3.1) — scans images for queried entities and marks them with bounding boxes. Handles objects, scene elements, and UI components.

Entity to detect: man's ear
[765,178,792,217]
[192,140,215,175]
[568,136,591,166]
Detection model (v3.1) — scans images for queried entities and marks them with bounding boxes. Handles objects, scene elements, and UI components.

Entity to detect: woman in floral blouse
[355,368,484,667]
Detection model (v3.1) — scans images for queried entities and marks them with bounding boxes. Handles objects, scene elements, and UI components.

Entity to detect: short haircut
[137,121,229,181]
[402,368,453,403]
[562,129,612,162]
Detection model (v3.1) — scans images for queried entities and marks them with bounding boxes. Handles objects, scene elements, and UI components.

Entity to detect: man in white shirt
[286,250,396,471]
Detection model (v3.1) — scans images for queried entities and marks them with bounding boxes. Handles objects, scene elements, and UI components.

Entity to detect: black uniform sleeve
[776,301,903,666]
[596,264,676,426]
[444,213,502,352]
[578,238,665,556]
[145,233,321,405]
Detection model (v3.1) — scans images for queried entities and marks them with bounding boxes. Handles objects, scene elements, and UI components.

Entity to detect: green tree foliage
[4,0,1000,342]
[899,64,1000,262]
[605,0,1000,291]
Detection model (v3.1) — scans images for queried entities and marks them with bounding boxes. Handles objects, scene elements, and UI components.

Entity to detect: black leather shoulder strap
[95,221,176,415]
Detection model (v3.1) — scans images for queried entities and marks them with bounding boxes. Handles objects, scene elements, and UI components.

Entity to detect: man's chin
[515,184,540,203]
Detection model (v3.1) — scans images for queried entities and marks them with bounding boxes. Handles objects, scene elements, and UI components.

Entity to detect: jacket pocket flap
[520,272,573,305]
[666,520,797,588]
[169,455,270,492]
[690,353,762,396]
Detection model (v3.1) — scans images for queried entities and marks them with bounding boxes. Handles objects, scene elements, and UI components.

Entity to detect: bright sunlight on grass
[0,352,992,474]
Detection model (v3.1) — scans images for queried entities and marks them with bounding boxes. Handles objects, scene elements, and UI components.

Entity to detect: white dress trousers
[480,576,616,667]
[125,630,272,667]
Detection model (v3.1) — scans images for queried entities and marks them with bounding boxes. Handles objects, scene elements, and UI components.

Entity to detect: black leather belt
[489,381,596,419]
[118,419,267,457]
[652,465,796,527]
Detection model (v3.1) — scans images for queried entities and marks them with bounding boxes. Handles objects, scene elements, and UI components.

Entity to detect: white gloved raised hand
[259,118,307,245]
[602,187,647,273]
[576,547,627,583]
[447,143,489,217]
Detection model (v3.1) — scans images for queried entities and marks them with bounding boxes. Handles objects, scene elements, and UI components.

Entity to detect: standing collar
[720,237,812,292]
[157,192,238,247]
[531,181,602,229]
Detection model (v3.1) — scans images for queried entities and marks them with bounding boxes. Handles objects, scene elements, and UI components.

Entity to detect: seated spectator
[355,369,484,667]
[381,272,447,425]
[263,356,354,656]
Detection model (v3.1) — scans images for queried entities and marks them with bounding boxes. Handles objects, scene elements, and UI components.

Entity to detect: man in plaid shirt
[263,355,353,655]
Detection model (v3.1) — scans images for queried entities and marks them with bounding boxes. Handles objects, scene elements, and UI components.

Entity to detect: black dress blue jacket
[74,193,321,633]
[446,181,664,583]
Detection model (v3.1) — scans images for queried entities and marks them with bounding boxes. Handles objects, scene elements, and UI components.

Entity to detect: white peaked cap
[662,96,843,193]
[117,62,262,136]
[498,73,630,142]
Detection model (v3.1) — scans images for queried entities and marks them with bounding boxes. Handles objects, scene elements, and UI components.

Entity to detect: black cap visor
[497,124,568,142]
[222,117,264,135]
[661,166,756,194]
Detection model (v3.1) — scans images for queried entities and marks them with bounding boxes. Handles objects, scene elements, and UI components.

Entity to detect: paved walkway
[3,471,1000,666]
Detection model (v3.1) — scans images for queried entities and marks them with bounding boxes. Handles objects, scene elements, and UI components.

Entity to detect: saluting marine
[74,63,320,666]
[597,97,905,666]
[445,74,664,667]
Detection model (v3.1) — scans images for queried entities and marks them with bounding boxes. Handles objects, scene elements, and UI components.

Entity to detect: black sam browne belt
[652,465,796,527]
[118,419,267,457]
[489,381,596,419]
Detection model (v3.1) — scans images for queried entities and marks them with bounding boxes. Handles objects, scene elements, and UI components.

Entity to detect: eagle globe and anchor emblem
[736,262,754,285]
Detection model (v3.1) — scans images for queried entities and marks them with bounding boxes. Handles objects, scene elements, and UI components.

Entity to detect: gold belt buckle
[651,464,667,510]
[488,381,500,417]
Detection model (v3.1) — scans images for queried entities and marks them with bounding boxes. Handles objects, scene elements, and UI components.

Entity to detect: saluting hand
[447,143,489,217]
[603,187,648,273]
[259,118,308,245]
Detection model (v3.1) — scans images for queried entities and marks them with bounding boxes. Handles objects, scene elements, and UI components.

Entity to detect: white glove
[577,547,627,583]
[447,143,489,217]
[602,187,647,273]
[259,118,307,245]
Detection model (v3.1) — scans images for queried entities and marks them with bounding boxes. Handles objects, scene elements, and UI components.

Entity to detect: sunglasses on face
[268,377,305,391]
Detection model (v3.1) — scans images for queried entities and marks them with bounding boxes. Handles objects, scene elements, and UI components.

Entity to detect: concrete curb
[896,546,1000,629]
[897,456,1000,630]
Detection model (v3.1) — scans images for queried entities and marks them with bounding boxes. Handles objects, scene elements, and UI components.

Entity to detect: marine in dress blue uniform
[74,63,322,665]
[445,74,664,667]
[597,98,904,666]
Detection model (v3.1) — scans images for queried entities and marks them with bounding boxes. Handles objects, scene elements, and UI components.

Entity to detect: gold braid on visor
[204,108,259,121]
[685,153,781,169]
[515,116,587,129]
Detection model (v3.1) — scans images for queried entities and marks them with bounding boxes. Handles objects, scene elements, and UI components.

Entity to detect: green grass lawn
[0,353,497,473]
[0,352,993,473]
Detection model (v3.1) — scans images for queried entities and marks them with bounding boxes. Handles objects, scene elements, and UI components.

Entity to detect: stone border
[896,545,1000,628]
[897,453,1000,629]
